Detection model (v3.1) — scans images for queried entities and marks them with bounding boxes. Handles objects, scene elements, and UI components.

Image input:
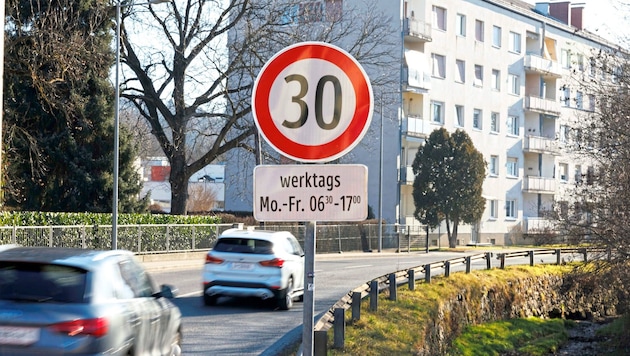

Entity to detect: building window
[561,49,571,68]
[473,109,482,130]
[431,101,444,123]
[506,199,517,219]
[507,116,519,136]
[490,112,499,132]
[576,91,583,109]
[456,13,466,36]
[492,25,501,47]
[489,199,498,219]
[455,105,464,127]
[324,0,343,22]
[562,87,571,106]
[489,155,498,176]
[576,54,585,71]
[455,59,465,83]
[589,94,595,112]
[506,157,518,177]
[590,57,597,77]
[508,74,520,95]
[474,65,483,87]
[575,165,582,183]
[432,53,446,78]
[491,69,500,91]
[509,31,521,53]
[559,125,569,143]
[299,2,324,23]
[475,20,484,42]
[559,163,569,181]
[433,6,446,31]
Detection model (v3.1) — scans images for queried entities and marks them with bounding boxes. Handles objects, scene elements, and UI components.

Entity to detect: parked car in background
[0,246,182,355]
[202,229,305,310]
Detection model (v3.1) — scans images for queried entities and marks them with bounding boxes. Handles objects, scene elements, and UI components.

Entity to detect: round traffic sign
[252,42,373,163]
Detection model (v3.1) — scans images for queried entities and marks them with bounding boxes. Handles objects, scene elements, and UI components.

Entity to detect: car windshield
[0,262,88,303]
[213,238,274,254]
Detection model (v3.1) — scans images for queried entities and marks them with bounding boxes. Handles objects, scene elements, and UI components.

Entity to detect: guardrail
[312,247,608,352]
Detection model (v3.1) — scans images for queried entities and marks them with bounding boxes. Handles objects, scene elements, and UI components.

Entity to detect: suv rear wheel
[203,291,217,306]
[277,277,294,310]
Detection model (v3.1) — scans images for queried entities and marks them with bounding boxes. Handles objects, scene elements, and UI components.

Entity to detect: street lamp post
[112,0,170,250]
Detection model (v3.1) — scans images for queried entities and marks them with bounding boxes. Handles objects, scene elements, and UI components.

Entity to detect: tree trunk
[449,222,459,248]
[169,154,189,215]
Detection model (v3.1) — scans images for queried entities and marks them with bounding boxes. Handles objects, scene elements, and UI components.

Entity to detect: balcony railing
[402,115,434,138]
[522,176,556,194]
[404,17,432,42]
[524,95,561,116]
[402,67,431,92]
[524,217,556,233]
[400,166,414,185]
[523,135,560,155]
[524,53,562,77]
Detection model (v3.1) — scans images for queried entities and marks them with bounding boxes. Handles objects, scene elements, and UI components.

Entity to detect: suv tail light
[50,318,108,337]
[259,258,284,268]
[205,254,225,264]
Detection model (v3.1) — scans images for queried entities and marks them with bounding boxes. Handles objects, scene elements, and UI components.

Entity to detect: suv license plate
[231,262,254,270]
[0,326,39,345]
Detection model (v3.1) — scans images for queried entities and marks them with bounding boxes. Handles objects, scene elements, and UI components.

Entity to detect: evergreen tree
[412,128,486,248]
[3,0,146,212]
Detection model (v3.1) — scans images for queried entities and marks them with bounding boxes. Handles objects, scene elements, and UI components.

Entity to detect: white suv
[202,229,305,310]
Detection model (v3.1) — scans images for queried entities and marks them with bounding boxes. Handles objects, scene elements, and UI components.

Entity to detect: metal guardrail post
[425,264,431,283]
[369,280,378,311]
[485,252,492,270]
[333,308,345,349]
[465,256,472,273]
[389,274,397,301]
[408,269,415,290]
[607,247,612,262]
[166,225,171,252]
[351,292,361,321]
[529,250,535,266]
[499,254,506,269]
[555,249,561,265]
[137,226,142,253]
[581,248,588,262]
[314,330,328,356]
[445,261,451,276]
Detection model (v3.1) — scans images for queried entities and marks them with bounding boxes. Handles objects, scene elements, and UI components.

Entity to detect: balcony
[402,115,434,138]
[524,217,556,233]
[523,135,560,155]
[522,176,556,194]
[404,17,432,42]
[524,95,561,116]
[400,166,415,185]
[524,53,562,77]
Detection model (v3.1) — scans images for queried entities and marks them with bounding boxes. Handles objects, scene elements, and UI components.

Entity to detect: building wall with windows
[224,0,617,245]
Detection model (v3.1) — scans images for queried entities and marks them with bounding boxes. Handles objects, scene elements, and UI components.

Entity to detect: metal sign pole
[302,221,316,355]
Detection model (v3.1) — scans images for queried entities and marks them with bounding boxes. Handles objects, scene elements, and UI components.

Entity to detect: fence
[312,247,608,353]
[0,223,427,254]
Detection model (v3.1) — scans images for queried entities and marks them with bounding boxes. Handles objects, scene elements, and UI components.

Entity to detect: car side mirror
[156,284,177,299]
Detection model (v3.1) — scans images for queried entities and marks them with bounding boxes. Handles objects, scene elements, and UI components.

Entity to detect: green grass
[450,317,570,356]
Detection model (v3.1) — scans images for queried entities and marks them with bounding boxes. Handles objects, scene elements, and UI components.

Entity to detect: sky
[523,0,628,43]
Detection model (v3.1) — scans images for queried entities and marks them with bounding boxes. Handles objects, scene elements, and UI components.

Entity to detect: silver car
[0,247,182,355]
[202,229,305,310]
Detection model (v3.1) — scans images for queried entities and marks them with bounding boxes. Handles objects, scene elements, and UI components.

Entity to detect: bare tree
[119,0,397,214]
[549,43,630,317]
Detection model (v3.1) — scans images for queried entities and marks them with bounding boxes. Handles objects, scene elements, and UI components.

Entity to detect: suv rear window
[0,262,88,303]
[213,238,274,254]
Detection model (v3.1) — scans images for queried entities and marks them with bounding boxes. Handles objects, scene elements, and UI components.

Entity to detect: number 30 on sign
[252,42,373,163]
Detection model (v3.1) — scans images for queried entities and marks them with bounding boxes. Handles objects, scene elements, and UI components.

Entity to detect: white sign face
[253,164,368,221]
[252,42,373,163]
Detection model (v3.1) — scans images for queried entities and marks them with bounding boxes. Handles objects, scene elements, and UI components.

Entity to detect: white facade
[224,0,618,245]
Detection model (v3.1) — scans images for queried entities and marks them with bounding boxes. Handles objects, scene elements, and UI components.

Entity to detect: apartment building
[224,0,618,246]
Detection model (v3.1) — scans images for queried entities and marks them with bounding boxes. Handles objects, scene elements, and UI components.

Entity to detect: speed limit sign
[252,42,373,162]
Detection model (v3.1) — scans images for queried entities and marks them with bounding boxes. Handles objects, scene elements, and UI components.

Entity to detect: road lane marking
[344,264,372,269]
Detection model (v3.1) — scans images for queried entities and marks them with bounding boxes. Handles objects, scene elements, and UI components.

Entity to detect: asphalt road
[147,250,499,355]
[146,248,578,355]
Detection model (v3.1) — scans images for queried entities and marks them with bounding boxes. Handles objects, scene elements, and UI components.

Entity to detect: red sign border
[252,42,373,162]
